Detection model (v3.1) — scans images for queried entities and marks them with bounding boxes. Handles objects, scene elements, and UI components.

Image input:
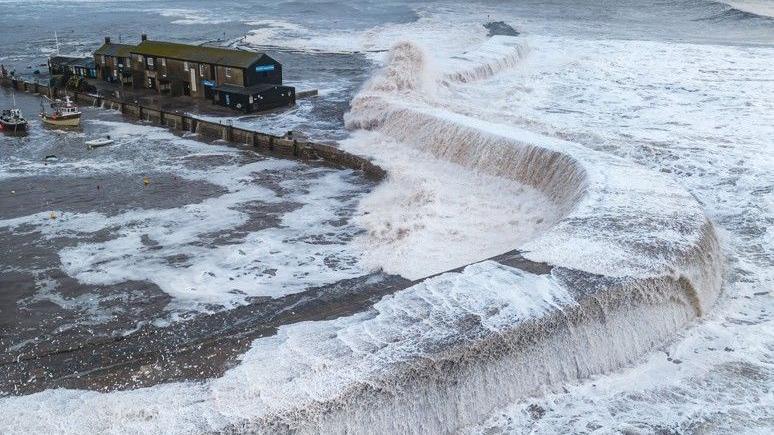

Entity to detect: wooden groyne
[0,77,384,180]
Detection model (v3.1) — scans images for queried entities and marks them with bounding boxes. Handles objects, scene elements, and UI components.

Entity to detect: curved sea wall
[0,40,723,434]
[227,40,724,432]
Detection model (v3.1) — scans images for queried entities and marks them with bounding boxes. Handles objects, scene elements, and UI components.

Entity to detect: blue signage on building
[201,79,215,87]
[255,65,275,73]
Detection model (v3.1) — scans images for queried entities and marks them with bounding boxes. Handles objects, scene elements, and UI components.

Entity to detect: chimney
[141,34,147,41]
[104,37,111,44]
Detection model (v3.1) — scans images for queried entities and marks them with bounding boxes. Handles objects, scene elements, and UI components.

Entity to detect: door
[183,82,191,96]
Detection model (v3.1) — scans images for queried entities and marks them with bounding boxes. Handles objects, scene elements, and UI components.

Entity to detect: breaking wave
[720,0,774,17]
[697,0,774,21]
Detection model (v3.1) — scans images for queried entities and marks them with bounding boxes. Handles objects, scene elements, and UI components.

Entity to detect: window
[100,55,105,65]
[225,67,231,78]
[161,58,166,67]
[183,61,189,71]
[136,54,143,62]
[147,57,154,67]
[199,63,206,76]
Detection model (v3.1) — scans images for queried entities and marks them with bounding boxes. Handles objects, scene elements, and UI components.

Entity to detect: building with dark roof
[94,37,135,86]
[92,34,293,112]
[48,56,84,75]
[48,56,97,79]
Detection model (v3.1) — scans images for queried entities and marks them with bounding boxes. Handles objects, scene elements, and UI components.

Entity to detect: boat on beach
[0,108,27,132]
[40,96,81,127]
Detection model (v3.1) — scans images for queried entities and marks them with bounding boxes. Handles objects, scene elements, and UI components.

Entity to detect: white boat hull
[41,114,81,127]
[86,139,114,148]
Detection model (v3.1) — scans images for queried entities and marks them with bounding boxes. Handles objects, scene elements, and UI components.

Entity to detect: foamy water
[1,0,772,433]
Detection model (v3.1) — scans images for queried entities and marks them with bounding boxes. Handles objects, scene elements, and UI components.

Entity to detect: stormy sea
[1,0,772,433]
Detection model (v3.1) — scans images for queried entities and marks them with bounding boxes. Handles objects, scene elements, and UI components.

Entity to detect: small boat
[1,91,27,133]
[40,96,81,127]
[86,135,114,149]
[0,108,27,132]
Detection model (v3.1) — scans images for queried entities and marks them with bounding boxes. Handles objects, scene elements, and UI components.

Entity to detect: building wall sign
[255,65,275,72]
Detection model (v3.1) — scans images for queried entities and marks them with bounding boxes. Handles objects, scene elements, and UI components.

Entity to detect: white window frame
[225,67,231,78]
[100,55,105,65]
[183,61,189,71]
[147,57,154,67]
[199,63,206,76]
[161,58,166,67]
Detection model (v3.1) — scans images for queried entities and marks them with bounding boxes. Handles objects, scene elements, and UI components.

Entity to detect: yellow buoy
[143,177,150,186]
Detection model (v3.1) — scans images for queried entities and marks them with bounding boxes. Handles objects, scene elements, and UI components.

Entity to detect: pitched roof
[49,55,82,65]
[94,43,135,58]
[69,58,95,68]
[131,40,265,69]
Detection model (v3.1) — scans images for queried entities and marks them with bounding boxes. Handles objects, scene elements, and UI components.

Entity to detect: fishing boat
[0,91,28,132]
[0,108,27,132]
[40,96,81,127]
[85,135,114,149]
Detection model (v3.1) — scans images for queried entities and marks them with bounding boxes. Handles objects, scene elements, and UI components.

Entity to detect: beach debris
[49,211,57,220]
[143,176,150,186]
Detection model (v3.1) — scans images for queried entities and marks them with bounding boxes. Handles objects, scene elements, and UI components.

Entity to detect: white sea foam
[343,130,559,279]
[240,7,489,58]
[0,120,371,311]
[155,8,233,25]
[0,261,577,433]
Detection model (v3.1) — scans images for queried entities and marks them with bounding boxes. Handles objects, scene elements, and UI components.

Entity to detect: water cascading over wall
[224,40,724,433]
